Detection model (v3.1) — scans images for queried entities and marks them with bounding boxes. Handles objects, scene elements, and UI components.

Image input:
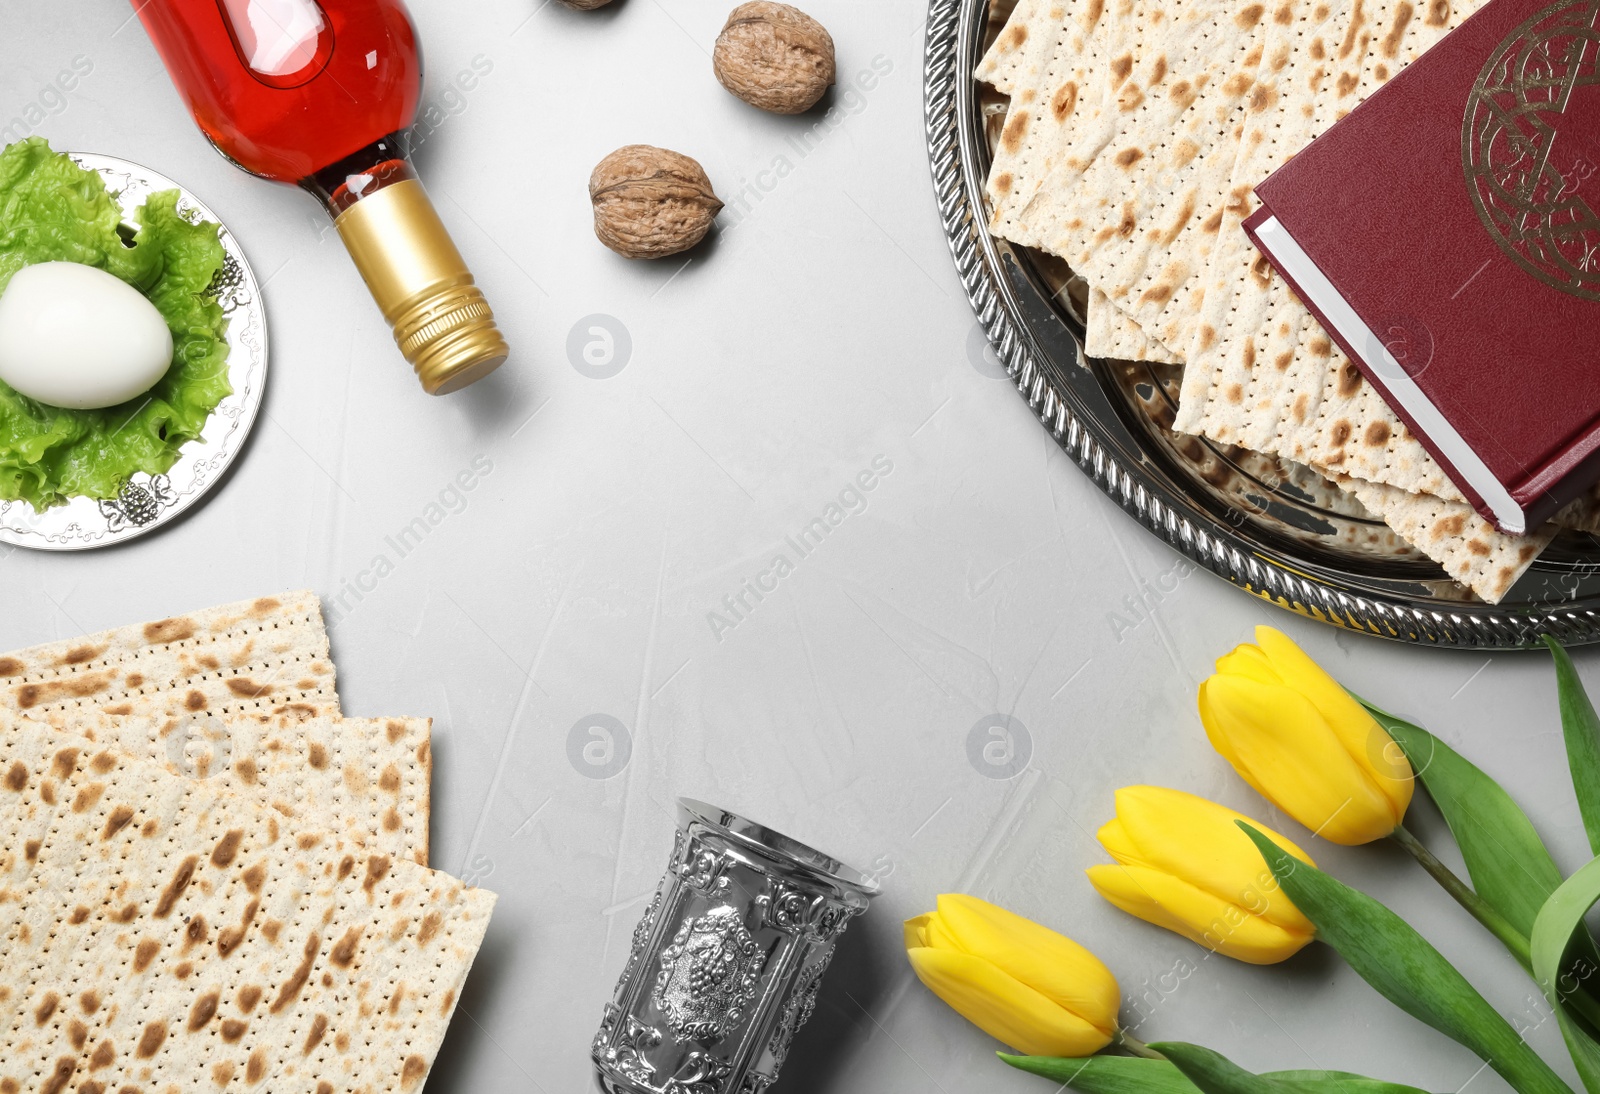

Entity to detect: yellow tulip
[1199,625,1413,845]
[904,894,1119,1057]
[1086,786,1317,964]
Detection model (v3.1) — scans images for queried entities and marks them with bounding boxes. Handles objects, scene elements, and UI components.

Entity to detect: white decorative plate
[0,151,267,551]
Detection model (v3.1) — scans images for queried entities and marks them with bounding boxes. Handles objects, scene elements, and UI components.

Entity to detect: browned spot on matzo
[1002,110,1030,153]
[71,783,104,812]
[135,1021,167,1058]
[189,990,220,1031]
[271,932,321,1014]
[61,644,106,666]
[364,854,392,896]
[226,677,271,699]
[144,617,196,644]
[303,1013,329,1054]
[154,855,200,917]
[212,829,244,867]
[102,806,133,844]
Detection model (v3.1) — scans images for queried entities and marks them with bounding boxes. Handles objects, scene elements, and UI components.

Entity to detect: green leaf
[1366,698,1600,1025]
[1363,701,1563,938]
[1270,1075,1412,1085]
[1000,1054,1196,1094]
[1529,855,1600,1093]
[1154,1042,1435,1094]
[997,1054,1435,1094]
[1546,637,1600,859]
[1240,822,1573,1094]
[1555,1008,1600,1094]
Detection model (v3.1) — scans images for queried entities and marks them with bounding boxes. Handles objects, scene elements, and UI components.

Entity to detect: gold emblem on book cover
[1463,0,1600,300]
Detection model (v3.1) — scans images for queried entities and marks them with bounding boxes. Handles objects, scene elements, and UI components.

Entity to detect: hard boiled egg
[0,261,175,409]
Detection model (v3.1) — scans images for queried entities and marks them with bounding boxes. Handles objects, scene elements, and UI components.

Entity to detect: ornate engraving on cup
[680,846,733,894]
[622,890,663,983]
[766,952,831,1074]
[592,799,877,1094]
[667,1051,734,1094]
[595,1012,664,1084]
[653,907,765,1042]
[758,881,854,940]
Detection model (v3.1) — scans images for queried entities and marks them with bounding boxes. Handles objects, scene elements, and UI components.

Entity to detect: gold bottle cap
[335,179,508,394]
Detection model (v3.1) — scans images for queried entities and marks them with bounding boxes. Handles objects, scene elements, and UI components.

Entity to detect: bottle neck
[305,133,508,395]
[300,133,415,217]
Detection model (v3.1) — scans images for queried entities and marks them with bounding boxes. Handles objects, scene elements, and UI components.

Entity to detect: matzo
[0,590,339,726]
[1172,0,1480,499]
[0,717,493,1094]
[1086,286,1181,362]
[982,0,1119,247]
[1020,0,1275,360]
[987,0,1198,253]
[1338,477,1552,602]
[3,709,433,867]
[976,0,1053,94]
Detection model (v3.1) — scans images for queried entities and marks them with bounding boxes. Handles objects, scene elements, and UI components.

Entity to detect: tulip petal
[1199,677,1276,803]
[1202,675,1400,845]
[1255,627,1414,824]
[1097,818,1156,870]
[907,946,1115,1057]
[1086,864,1314,965]
[1109,786,1314,934]
[933,894,1120,1035]
[921,910,964,953]
[1215,643,1283,686]
[904,914,931,950]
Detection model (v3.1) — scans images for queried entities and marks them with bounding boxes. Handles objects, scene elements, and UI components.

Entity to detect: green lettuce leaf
[0,137,231,509]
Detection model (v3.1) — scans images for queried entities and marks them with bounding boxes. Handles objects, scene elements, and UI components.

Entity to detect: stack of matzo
[975,0,1597,602]
[0,592,494,1093]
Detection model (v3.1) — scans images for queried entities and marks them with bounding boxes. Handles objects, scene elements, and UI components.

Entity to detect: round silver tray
[924,0,1600,648]
[0,152,266,551]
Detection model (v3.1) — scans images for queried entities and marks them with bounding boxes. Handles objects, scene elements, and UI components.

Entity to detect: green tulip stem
[1114,1029,1165,1061]
[1390,823,1532,969]
[1392,824,1600,1037]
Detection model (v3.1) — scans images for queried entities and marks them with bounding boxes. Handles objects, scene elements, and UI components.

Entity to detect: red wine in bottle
[135,0,508,394]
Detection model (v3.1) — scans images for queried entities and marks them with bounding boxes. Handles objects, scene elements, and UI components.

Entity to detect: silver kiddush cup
[592,799,878,1094]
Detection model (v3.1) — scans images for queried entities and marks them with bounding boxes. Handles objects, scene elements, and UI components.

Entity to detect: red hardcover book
[1244,0,1600,533]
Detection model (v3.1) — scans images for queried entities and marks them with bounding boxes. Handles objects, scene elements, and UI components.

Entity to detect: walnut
[713,2,836,114]
[588,146,724,260]
[557,0,615,8]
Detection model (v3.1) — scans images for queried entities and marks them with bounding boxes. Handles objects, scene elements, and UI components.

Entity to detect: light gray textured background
[2,2,1595,1092]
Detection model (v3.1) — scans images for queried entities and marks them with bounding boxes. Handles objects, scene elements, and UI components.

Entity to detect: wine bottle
[134,0,508,395]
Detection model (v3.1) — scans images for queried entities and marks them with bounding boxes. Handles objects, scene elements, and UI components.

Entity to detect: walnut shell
[557,0,615,8]
[588,145,724,260]
[713,2,836,114]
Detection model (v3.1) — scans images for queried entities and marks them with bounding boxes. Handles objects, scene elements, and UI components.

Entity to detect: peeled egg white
[0,261,175,410]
